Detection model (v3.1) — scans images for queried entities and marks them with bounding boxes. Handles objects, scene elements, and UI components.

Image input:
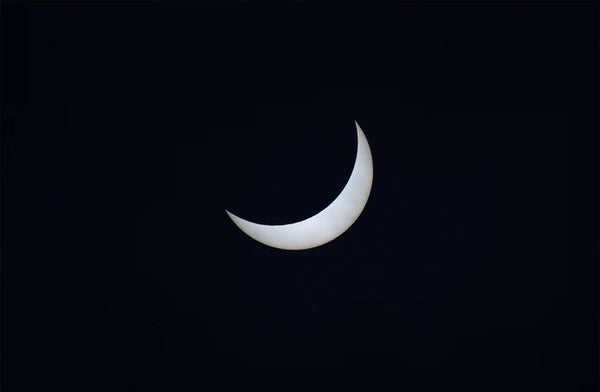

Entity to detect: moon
[226,121,373,250]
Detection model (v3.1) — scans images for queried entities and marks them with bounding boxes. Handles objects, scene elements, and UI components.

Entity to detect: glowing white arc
[226,121,373,250]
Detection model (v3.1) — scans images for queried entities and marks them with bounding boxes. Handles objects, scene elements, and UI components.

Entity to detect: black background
[2,3,598,391]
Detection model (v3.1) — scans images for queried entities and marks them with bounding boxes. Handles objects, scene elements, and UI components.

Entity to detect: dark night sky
[2,3,598,391]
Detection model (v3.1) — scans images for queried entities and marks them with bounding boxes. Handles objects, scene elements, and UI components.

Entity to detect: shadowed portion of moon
[226,121,373,250]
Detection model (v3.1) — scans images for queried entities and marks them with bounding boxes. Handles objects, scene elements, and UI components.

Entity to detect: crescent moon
[226,121,373,250]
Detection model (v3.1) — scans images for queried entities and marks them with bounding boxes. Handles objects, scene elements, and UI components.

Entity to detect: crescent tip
[354,120,363,135]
